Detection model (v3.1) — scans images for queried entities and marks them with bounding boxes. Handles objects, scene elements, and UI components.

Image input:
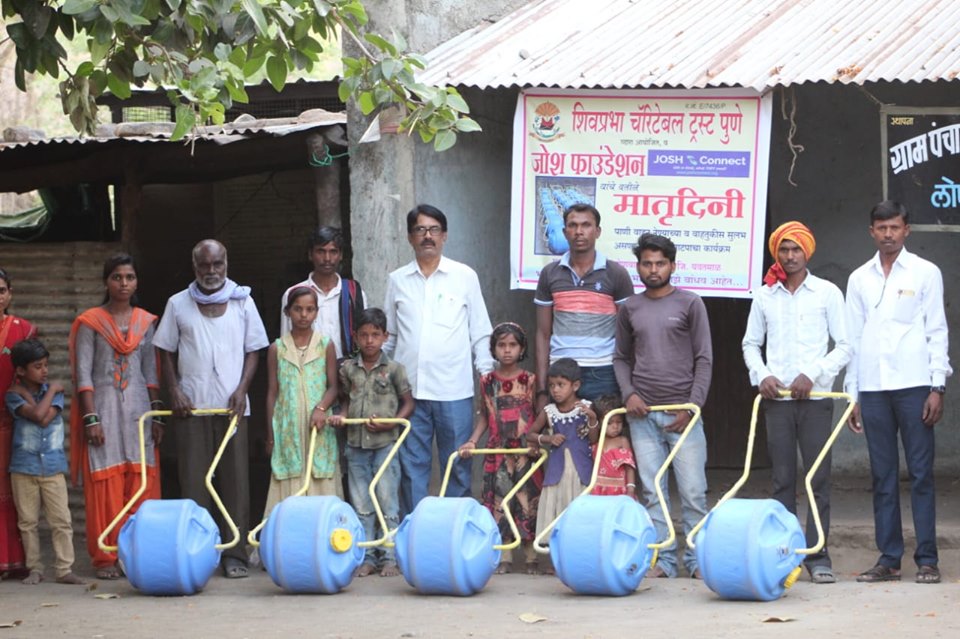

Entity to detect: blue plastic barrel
[118,499,221,596]
[550,495,657,596]
[694,498,806,601]
[546,225,569,254]
[394,497,500,596]
[259,495,365,594]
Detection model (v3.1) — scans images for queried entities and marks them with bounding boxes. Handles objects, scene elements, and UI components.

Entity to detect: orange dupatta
[68,307,158,485]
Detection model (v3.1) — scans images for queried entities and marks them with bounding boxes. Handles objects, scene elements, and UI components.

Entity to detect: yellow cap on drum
[329,528,353,553]
[782,565,802,589]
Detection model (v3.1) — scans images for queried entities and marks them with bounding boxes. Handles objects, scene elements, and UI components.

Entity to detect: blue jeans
[578,365,620,404]
[344,444,401,566]
[399,398,473,515]
[860,387,937,568]
[629,411,708,577]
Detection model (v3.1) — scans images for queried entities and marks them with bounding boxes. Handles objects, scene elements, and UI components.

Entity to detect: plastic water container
[259,495,365,594]
[550,495,657,596]
[546,225,569,255]
[394,497,501,596]
[694,498,806,601]
[118,499,221,596]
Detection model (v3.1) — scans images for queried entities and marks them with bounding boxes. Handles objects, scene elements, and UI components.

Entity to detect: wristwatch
[931,386,946,395]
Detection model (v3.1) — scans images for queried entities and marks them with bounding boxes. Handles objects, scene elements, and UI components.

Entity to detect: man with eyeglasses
[384,204,494,514]
[845,200,951,585]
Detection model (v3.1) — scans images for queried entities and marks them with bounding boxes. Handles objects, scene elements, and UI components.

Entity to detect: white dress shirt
[279,273,367,358]
[742,272,850,397]
[845,248,952,400]
[153,290,269,415]
[384,256,495,400]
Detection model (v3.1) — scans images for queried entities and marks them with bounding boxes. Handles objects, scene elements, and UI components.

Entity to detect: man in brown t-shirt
[613,233,712,579]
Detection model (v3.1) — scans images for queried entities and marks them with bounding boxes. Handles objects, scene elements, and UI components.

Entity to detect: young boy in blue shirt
[6,338,84,585]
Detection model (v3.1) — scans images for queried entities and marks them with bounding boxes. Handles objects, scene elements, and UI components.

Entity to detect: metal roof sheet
[420,0,960,90]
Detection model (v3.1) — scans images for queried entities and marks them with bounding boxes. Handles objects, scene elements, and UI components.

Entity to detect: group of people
[0,197,949,587]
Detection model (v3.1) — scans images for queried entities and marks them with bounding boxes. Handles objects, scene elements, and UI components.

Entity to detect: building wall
[348,3,960,474]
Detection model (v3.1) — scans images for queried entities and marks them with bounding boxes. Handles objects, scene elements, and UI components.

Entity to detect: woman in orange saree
[69,255,162,580]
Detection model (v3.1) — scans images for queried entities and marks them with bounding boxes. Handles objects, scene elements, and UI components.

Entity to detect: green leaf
[14,58,26,92]
[89,38,111,65]
[62,0,99,15]
[225,79,249,103]
[25,5,53,39]
[454,117,482,133]
[242,56,265,76]
[89,70,108,95]
[214,43,231,62]
[240,0,269,36]
[337,80,352,103]
[165,0,182,10]
[381,58,399,80]
[99,5,120,22]
[340,1,368,26]
[358,91,375,115]
[171,104,196,141]
[106,73,132,99]
[133,60,151,77]
[76,61,95,77]
[446,91,469,113]
[265,55,287,92]
[364,33,396,57]
[228,46,246,68]
[433,128,456,152]
[6,23,29,49]
[312,0,331,17]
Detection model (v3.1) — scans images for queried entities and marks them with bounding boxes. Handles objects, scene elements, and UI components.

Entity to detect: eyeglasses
[412,225,444,237]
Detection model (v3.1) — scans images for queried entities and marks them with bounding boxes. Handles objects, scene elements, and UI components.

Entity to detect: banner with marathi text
[510,88,772,298]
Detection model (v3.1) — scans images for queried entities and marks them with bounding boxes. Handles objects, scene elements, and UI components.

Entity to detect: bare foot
[379,562,399,577]
[356,563,376,577]
[56,572,86,585]
[22,570,43,585]
[542,565,555,576]
[525,562,540,575]
[495,562,512,575]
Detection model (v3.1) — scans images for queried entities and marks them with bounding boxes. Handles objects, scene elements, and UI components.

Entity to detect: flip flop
[96,565,122,580]
[222,558,249,579]
[856,564,900,582]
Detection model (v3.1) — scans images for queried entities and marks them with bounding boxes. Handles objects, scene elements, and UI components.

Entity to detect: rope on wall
[780,86,805,187]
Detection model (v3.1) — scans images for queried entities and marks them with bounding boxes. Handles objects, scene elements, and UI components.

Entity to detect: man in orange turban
[763,221,816,286]
[743,219,850,584]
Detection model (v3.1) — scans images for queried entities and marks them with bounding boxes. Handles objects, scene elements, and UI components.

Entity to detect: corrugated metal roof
[0,110,346,152]
[420,0,960,90]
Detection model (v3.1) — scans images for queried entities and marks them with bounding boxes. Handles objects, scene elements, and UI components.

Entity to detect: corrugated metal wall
[2,241,123,530]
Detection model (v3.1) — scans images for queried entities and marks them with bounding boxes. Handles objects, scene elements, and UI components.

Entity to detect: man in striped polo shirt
[534,203,634,409]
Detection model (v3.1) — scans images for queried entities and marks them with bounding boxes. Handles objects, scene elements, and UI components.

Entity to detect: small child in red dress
[591,395,637,499]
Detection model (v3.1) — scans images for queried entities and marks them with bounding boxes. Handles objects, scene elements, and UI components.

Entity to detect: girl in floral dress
[459,322,541,574]
[590,395,637,499]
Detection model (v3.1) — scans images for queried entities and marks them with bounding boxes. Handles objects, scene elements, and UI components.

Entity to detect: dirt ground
[2,472,958,638]
[1,542,958,638]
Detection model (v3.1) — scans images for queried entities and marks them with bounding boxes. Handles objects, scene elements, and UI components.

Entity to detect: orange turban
[763,221,816,286]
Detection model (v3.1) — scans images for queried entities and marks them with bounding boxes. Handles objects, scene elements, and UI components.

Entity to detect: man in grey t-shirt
[613,233,712,579]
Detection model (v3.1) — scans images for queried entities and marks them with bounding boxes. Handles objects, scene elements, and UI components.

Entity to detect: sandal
[915,565,941,584]
[856,564,900,583]
[96,565,122,580]
[221,558,249,579]
[809,565,836,584]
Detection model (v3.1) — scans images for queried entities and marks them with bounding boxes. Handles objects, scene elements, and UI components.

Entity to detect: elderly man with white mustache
[154,239,269,580]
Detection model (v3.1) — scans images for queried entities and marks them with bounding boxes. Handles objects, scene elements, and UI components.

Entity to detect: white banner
[510,88,772,298]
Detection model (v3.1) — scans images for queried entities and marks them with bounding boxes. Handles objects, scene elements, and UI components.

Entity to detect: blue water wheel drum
[550,495,657,596]
[259,495,365,594]
[117,499,221,596]
[694,498,806,601]
[394,496,501,596]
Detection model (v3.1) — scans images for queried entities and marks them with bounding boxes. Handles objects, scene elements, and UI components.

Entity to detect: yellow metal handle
[441,447,549,551]
[247,418,411,550]
[795,391,854,556]
[532,405,701,555]
[248,425,322,546]
[98,408,240,553]
[685,391,853,552]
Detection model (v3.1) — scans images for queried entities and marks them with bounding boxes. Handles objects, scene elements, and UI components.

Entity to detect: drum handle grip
[98,408,237,553]
[441,447,549,551]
